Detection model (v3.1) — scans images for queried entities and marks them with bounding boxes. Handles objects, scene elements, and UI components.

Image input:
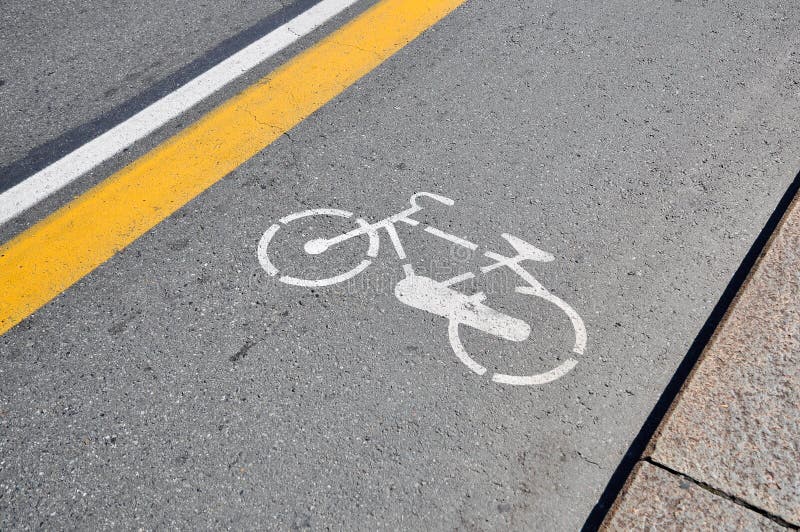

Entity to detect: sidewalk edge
[582,167,800,531]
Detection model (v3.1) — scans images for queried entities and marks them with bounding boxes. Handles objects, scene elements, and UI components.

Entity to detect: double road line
[0,0,467,336]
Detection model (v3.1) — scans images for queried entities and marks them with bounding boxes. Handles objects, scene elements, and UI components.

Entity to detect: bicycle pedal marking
[257,192,587,386]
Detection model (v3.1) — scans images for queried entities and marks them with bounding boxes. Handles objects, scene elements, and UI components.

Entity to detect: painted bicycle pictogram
[257,192,587,386]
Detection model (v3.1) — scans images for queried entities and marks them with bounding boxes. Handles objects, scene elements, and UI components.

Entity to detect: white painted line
[384,222,407,260]
[398,216,420,226]
[441,272,474,286]
[280,207,353,225]
[424,226,477,250]
[516,285,587,356]
[280,260,372,287]
[0,0,361,226]
[257,223,282,275]
[259,207,380,287]
[492,359,578,386]
[448,320,487,376]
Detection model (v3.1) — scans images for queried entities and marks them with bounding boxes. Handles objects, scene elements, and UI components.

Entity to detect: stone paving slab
[649,194,800,526]
[605,462,783,531]
[606,192,800,528]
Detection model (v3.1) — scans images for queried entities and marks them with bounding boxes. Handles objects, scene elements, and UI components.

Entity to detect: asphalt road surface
[1,0,799,529]
[0,0,287,169]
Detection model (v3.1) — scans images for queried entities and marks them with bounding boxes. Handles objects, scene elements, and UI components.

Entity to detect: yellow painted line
[0,0,467,336]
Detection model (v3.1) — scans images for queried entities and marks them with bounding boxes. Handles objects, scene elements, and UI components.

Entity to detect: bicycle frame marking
[258,192,587,386]
[423,226,478,251]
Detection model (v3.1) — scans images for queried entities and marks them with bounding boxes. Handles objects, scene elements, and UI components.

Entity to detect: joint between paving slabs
[642,457,799,530]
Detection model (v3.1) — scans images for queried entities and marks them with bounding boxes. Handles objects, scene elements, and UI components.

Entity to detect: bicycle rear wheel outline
[257,208,380,287]
[447,288,586,386]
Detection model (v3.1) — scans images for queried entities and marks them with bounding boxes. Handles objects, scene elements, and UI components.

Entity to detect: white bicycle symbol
[258,192,586,386]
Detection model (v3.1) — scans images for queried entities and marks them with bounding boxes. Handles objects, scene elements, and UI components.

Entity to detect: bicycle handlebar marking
[257,192,586,386]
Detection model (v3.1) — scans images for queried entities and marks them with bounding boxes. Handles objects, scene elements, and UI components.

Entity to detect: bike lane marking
[0,0,361,226]
[423,225,478,251]
[0,0,467,336]
[257,193,588,386]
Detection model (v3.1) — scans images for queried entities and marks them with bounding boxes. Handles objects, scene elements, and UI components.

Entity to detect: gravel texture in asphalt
[1,0,800,529]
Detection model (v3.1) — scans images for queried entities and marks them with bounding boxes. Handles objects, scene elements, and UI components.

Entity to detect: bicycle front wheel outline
[447,288,585,386]
[257,208,379,288]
